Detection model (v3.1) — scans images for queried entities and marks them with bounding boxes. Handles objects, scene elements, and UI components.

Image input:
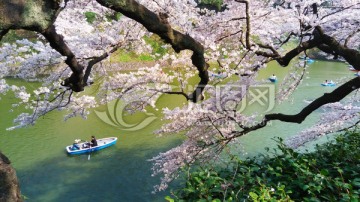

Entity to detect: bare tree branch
[275,31,297,46]
[317,26,360,70]
[344,29,360,48]
[41,25,85,92]
[235,0,251,49]
[257,43,281,57]
[149,89,190,100]
[320,3,360,21]
[265,77,360,123]
[216,30,243,42]
[337,120,360,132]
[83,42,123,85]
[272,36,319,66]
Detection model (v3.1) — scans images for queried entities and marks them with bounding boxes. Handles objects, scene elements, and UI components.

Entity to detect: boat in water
[66,137,117,155]
[299,56,314,63]
[210,72,226,79]
[268,74,277,83]
[321,82,336,87]
[269,78,277,83]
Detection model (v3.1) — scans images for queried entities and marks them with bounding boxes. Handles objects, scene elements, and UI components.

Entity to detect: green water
[241,60,353,155]
[0,60,354,201]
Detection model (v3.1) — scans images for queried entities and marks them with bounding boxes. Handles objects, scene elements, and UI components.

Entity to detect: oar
[88,145,91,160]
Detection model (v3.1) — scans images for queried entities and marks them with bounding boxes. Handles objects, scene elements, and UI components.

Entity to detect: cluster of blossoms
[151,78,260,191]
[98,64,175,108]
[287,98,360,148]
[0,39,63,80]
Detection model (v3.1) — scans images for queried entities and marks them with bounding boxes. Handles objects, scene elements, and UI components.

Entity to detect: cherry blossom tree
[0,0,359,191]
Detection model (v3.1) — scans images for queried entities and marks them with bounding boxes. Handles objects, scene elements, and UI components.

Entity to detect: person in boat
[81,137,97,148]
[90,136,98,147]
[323,80,335,85]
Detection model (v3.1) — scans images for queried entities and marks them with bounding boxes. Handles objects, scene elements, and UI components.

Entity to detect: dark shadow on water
[17,142,180,202]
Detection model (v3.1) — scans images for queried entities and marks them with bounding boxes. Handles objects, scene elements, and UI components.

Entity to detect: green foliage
[169,130,360,201]
[21,194,29,200]
[138,54,154,61]
[84,11,97,24]
[113,50,134,62]
[111,50,155,62]
[0,30,37,44]
[198,0,224,10]
[105,12,122,22]
[143,35,168,59]
[109,35,170,62]
[0,30,21,44]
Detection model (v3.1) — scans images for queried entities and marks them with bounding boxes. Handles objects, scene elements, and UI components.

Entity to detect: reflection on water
[0,60,353,201]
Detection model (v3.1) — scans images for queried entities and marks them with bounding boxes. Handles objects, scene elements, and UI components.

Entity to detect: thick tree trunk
[0,0,61,32]
[0,151,22,202]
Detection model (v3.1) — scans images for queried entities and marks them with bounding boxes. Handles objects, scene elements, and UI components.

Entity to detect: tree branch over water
[253,25,360,123]
[96,0,210,102]
[265,77,360,123]
[41,25,85,92]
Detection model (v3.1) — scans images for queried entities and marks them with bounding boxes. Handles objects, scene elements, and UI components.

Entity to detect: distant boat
[66,137,117,155]
[321,82,336,87]
[299,56,314,63]
[269,77,277,83]
[210,72,226,78]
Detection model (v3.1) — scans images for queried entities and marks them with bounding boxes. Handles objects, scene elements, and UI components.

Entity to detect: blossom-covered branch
[95,0,210,102]
[41,25,85,92]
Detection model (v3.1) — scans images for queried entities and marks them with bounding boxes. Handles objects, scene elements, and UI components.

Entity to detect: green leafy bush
[84,11,97,24]
[110,35,168,62]
[169,130,360,201]
[138,54,154,61]
[105,12,122,21]
[198,0,224,10]
[143,35,168,59]
[0,30,37,44]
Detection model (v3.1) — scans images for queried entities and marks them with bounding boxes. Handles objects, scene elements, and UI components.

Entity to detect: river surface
[0,60,354,201]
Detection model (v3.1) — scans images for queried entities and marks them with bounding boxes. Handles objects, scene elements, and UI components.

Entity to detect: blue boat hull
[66,137,117,155]
[299,56,314,63]
[321,83,336,87]
[269,78,277,83]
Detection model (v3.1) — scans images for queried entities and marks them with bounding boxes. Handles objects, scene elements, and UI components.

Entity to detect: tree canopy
[0,0,359,192]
